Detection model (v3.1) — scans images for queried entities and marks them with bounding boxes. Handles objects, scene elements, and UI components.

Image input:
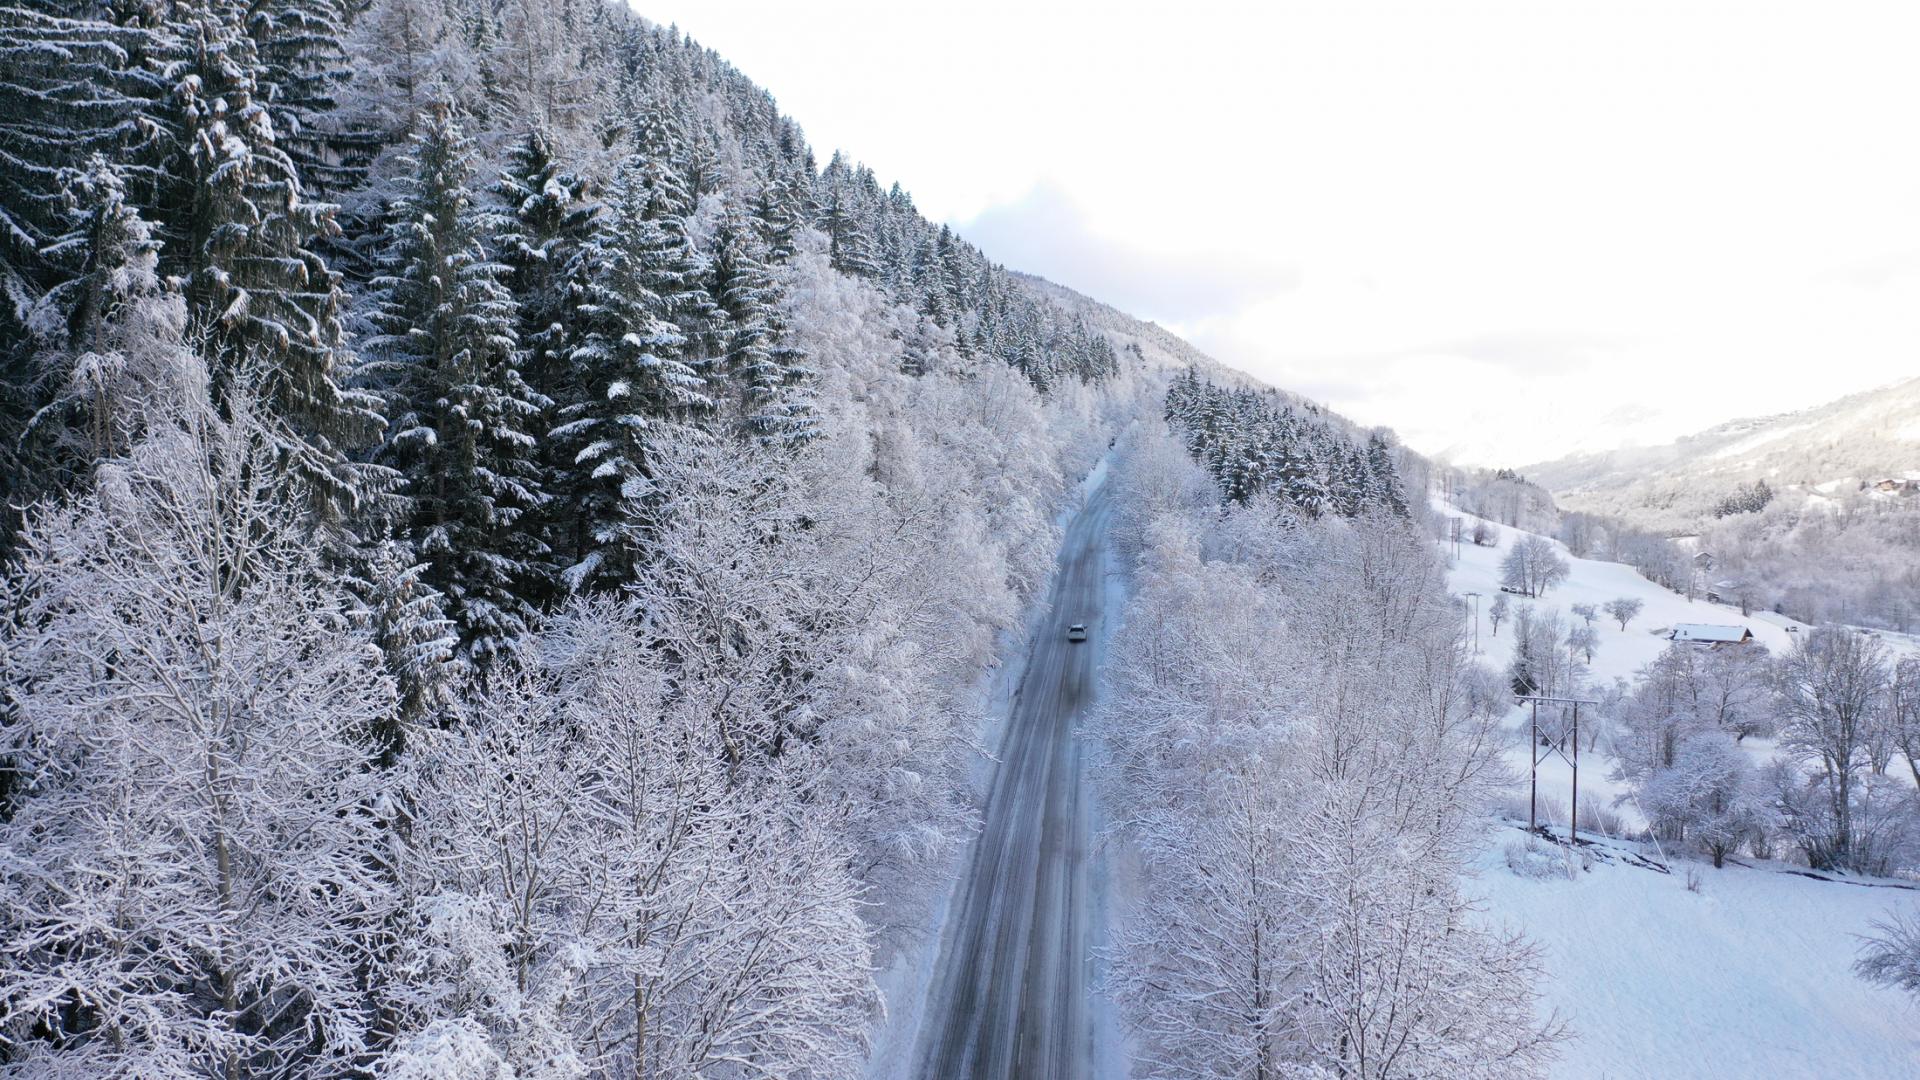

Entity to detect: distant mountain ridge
[1521,374,1920,531]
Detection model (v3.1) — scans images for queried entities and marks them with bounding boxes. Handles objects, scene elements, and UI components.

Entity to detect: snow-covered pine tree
[492,128,595,408]
[877,181,916,294]
[549,156,707,592]
[1015,333,1052,394]
[1365,430,1409,515]
[683,119,726,204]
[936,224,972,313]
[491,129,598,607]
[1324,444,1358,517]
[0,2,177,508]
[244,0,367,195]
[367,100,549,673]
[818,151,882,279]
[630,104,719,351]
[753,162,806,263]
[631,98,694,216]
[914,233,957,327]
[344,538,458,757]
[23,158,204,486]
[0,1,171,288]
[165,1,386,517]
[708,197,814,443]
[1086,332,1118,381]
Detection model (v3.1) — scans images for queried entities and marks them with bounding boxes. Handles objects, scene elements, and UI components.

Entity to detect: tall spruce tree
[367,101,548,672]
[166,2,385,517]
[344,537,457,759]
[549,156,707,592]
[754,163,806,263]
[23,158,203,485]
[708,198,813,444]
[0,2,176,520]
[631,104,719,353]
[493,129,595,409]
[1364,431,1408,516]
[0,1,171,290]
[244,0,365,194]
[817,151,881,279]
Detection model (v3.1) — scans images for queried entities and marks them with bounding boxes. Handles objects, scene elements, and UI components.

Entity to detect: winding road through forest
[915,485,1116,1080]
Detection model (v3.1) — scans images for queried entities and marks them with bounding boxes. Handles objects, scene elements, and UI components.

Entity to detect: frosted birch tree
[0,398,397,1075]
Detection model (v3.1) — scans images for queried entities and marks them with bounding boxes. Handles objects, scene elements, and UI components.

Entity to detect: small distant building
[1669,623,1755,647]
[1871,477,1918,495]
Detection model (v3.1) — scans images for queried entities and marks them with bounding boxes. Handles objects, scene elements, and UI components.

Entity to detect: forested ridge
[2,0,1117,599]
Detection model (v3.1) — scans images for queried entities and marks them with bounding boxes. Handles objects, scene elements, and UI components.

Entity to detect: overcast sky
[650,1,1920,465]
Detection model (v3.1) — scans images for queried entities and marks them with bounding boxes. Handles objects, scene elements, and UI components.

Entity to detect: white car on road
[1066,623,1088,642]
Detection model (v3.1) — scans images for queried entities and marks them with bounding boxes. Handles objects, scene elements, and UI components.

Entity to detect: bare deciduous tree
[1773,627,1892,872]
[1605,597,1644,631]
[1502,535,1570,598]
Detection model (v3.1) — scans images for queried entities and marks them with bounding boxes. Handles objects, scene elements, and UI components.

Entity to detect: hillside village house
[1668,623,1755,646]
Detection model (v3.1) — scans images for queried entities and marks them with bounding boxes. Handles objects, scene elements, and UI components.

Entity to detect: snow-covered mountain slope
[1520,375,1920,531]
[1441,501,1806,683]
[1437,500,1920,1079]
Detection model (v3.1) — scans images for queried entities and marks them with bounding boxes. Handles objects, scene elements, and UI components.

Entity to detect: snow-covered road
[913,486,1115,1079]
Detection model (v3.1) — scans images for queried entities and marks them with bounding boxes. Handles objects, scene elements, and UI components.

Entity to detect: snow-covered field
[1474,830,1919,1080]
[1439,502,1920,1078]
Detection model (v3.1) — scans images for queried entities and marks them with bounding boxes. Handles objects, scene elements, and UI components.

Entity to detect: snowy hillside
[1438,501,1920,1079]
[1521,375,1920,530]
[1442,501,1807,689]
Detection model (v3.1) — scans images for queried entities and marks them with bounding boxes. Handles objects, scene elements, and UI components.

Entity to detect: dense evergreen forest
[1164,369,1408,518]
[2,0,1117,628]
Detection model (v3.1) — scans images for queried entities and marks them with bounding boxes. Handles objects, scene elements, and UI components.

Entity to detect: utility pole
[1518,694,1597,842]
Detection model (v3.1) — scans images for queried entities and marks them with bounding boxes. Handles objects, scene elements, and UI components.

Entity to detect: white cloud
[956,182,1299,323]
[649,0,1920,464]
